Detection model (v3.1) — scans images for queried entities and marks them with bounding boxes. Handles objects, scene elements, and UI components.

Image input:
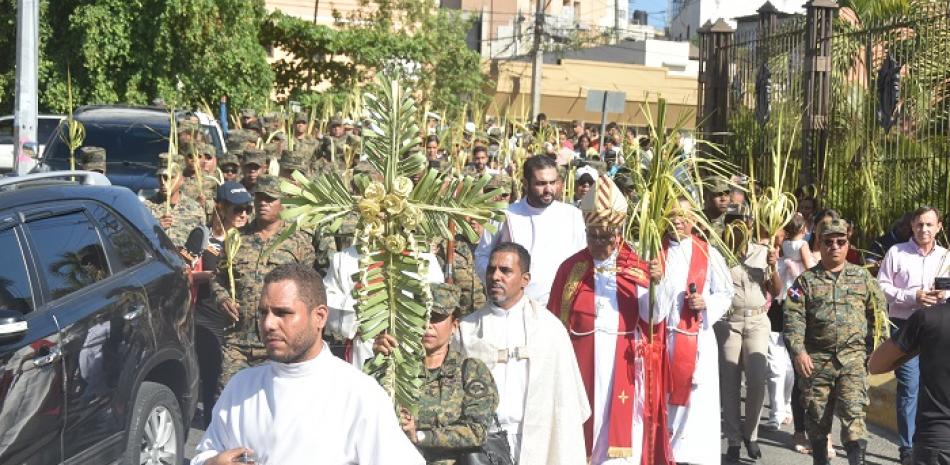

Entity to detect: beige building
[488,46,697,128]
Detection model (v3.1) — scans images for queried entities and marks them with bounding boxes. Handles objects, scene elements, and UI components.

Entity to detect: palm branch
[278,70,505,414]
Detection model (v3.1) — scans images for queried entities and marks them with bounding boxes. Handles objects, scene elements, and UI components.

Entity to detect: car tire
[122,381,184,465]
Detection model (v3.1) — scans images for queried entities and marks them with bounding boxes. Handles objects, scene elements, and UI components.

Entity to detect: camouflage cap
[705,176,730,194]
[430,282,461,316]
[78,146,106,170]
[179,141,197,159]
[218,151,240,167]
[196,143,215,157]
[177,120,200,133]
[242,149,266,166]
[255,175,283,199]
[328,117,343,127]
[279,149,308,171]
[240,108,257,118]
[487,173,512,193]
[293,112,308,123]
[353,160,376,175]
[821,218,849,237]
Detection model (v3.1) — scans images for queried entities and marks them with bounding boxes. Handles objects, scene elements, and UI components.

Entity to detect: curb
[868,372,897,434]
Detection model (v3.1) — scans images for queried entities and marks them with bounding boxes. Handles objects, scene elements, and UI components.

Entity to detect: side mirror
[0,309,28,344]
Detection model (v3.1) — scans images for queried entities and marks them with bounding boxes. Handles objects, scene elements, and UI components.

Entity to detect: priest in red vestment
[548,175,676,465]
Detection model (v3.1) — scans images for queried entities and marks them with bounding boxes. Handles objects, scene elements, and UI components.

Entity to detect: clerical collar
[488,294,528,317]
[269,341,328,378]
[520,198,553,215]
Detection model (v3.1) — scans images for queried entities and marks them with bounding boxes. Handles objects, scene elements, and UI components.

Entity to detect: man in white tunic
[324,245,444,369]
[192,264,423,465]
[460,242,590,465]
[547,176,676,465]
[474,155,587,306]
[661,198,733,465]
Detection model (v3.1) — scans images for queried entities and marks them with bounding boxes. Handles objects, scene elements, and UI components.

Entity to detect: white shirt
[191,345,424,465]
[483,297,530,429]
[474,198,587,306]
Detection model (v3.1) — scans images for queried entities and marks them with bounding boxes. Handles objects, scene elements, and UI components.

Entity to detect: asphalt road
[184,401,902,465]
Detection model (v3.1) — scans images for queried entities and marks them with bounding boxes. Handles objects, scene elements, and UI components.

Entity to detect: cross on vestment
[618,390,630,405]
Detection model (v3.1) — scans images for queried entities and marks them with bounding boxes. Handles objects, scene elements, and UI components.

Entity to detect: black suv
[0,172,198,464]
[39,105,226,194]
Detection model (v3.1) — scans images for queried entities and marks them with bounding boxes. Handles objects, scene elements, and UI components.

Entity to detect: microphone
[689,283,697,295]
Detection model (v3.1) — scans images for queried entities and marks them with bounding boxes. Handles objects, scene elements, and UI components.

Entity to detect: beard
[267,327,319,364]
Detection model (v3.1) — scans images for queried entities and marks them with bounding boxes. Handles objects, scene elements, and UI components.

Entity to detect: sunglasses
[822,238,848,248]
[232,205,253,215]
[429,313,452,323]
[221,166,239,174]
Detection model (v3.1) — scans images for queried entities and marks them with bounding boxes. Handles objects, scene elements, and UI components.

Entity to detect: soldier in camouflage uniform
[704,176,732,236]
[431,236,486,318]
[395,283,499,465]
[78,146,107,174]
[145,160,206,248]
[210,175,317,391]
[218,151,242,184]
[180,143,218,220]
[783,219,886,465]
[318,117,360,166]
[241,149,267,194]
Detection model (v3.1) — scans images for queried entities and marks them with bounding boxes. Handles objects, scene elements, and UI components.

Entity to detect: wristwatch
[416,431,426,442]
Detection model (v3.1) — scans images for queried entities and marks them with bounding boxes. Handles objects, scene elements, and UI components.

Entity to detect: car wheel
[122,381,184,465]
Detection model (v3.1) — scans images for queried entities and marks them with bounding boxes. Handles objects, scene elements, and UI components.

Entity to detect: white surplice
[457,296,590,465]
[191,344,424,465]
[474,198,587,307]
[662,237,733,465]
[323,246,444,369]
[588,252,675,465]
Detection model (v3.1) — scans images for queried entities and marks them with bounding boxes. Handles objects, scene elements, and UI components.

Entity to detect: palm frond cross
[278,71,506,412]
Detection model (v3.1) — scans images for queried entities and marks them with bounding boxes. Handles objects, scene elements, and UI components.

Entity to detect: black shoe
[845,440,867,465]
[811,440,830,465]
[745,439,762,460]
[726,445,741,461]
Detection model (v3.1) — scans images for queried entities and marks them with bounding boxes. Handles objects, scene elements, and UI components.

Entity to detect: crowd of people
[73,109,950,465]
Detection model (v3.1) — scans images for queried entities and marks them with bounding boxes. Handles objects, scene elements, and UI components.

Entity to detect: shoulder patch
[787,285,803,303]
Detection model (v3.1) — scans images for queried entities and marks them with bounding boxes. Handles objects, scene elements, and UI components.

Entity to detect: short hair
[912,206,941,222]
[490,242,531,273]
[537,113,547,121]
[425,135,439,146]
[522,154,557,184]
[262,263,326,308]
[472,145,488,157]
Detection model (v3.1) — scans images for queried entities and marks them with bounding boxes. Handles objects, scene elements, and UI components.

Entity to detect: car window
[88,204,149,269]
[28,212,111,301]
[37,118,62,145]
[45,122,169,167]
[0,119,11,145]
[0,228,35,315]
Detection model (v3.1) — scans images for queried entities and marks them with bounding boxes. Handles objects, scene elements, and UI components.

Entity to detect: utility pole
[13,0,39,176]
[614,0,622,42]
[530,0,544,121]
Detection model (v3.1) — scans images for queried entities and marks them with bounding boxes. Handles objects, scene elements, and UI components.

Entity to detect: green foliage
[260,0,488,122]
[0,0,272,113]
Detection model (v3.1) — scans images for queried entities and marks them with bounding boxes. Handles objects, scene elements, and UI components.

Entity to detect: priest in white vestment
[474,155,586,307]
[193,264,423,465]
[547,175,677,465]
[458,241,590,465]
[324,245,444,369]
[660,198,733,465]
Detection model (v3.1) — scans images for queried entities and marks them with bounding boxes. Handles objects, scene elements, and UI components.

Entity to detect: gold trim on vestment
[560,260,591,326]
[607,447,633,458]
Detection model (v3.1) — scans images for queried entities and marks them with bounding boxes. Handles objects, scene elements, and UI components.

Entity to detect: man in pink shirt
[877,206,949,465]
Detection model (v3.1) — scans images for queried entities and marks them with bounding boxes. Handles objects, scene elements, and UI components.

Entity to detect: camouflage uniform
[318,132,361,164]
[414,283,499,465]
[210,177,318,390]
[278,149,311,179]
[783,220,886,449]
[431,237,485,317]
[144,194,206,247]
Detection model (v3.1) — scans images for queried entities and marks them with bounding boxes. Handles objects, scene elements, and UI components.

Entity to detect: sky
[629,0,667,27]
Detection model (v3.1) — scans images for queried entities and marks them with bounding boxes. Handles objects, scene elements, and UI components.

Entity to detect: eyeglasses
[822,238,848,248]
[232,205,253,215]
[221,166,239,174]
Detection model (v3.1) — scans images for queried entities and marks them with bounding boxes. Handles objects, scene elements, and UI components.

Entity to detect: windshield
[0,118,64,145]
[45,121,170,167]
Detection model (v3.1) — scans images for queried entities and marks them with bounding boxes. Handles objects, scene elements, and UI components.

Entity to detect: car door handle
[124,304,146,321]
[26,347,62,370]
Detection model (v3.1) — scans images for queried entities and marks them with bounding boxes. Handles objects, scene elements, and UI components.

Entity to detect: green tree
[0,0,273,113]
[260,0,489,122]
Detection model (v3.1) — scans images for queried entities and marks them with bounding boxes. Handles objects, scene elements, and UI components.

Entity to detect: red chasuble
[548,243,674,464]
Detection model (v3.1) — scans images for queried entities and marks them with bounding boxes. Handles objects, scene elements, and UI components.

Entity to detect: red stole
[664,236,708,406]
[548,244,673,464]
